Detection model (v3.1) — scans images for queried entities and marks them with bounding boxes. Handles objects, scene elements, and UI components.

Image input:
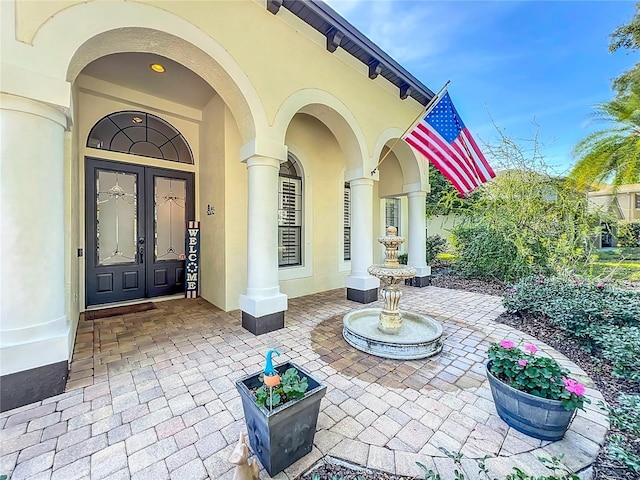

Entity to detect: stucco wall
[427,214,461,243]
[199,95,227,309]
[9,0,424,148]
[279,113,348,298]
[75,76,201,306]
[588,185,640,222]
[65,86,80,357]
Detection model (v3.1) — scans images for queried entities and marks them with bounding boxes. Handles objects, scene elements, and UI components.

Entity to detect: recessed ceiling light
[132,117,143,124]
[150,63,165,73]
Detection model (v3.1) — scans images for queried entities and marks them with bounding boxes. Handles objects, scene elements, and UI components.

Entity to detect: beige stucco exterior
[588,184,640,222]
[1,0,432,407]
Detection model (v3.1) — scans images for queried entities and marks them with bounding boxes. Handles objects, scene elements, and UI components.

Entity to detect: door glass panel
[154,177,186,261]
[96,170,137,265]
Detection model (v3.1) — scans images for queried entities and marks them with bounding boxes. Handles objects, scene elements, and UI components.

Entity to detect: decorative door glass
[96,170,138,265]
[154,176,186,261]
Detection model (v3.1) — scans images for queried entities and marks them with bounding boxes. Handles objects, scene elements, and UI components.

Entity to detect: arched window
[87,111,194,164]
[278,155,303,267]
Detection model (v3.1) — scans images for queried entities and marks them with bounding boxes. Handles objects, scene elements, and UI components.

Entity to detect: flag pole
[370,80,450,176]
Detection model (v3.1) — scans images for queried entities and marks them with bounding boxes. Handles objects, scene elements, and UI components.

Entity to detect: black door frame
[144,166,195,298]
[85,157,195,306]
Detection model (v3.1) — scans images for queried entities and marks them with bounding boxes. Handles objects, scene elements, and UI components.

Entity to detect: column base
[0,361,68,412]
[405,276,431,287]
[347,287,379,304]
[242,311,285,335]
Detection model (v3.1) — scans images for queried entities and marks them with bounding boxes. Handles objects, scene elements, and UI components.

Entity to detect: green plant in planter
[255,368,308,409]
[488,340,589,411]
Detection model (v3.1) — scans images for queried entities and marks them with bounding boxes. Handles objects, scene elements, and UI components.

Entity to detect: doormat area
[85,302,157,320]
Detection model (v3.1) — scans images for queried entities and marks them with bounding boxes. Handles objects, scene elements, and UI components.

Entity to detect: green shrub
[617,222,640,247]
[451,225,550,282]
[503,277,639,336]
[503,276,640,382]
[395,236,446,266]
[442,130,601,282]
[604,394,640,472]
[425,235,448,263]
[607,394,640,436]
[591,326,640,381]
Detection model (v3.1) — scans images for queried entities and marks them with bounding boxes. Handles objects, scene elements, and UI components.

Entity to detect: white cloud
[326,0,451,64]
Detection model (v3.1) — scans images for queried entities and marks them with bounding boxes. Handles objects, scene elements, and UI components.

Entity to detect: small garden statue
[228,433,259,480]
[264,349,281,385]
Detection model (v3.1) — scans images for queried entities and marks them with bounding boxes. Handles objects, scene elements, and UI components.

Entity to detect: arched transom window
[278,155,303,267]
[87,111,194,164]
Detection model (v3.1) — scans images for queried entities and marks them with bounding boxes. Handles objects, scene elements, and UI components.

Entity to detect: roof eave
[267,0,435,107]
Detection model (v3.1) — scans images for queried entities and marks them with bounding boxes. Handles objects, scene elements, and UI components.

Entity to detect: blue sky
[325,0,638,174]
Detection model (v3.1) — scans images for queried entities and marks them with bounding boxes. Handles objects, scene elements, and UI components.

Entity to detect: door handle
[138,237,145,263]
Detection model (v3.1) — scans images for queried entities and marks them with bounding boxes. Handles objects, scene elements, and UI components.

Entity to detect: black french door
[85,158,195,306]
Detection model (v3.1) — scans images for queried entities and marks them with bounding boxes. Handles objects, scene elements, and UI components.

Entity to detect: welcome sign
[185,221,200,298]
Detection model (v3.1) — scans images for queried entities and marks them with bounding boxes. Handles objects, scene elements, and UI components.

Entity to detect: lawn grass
[437,248,640,281]
[597,247,640,261]
[585,247,640,281]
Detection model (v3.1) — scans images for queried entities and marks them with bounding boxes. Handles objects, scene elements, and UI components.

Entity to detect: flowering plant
[487,340,590,411]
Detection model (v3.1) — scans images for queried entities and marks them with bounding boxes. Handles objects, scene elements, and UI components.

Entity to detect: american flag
[403,92,495,196]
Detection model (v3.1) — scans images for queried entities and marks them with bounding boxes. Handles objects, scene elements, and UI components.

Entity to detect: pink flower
[518,359,528,367]
[524,344,538,355]
[596,283,604,290]
[574,281,581,286]
[562,378,585,396]
[500,340,516,349]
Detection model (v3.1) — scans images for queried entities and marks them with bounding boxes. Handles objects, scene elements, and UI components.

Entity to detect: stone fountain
[342,226,443,360]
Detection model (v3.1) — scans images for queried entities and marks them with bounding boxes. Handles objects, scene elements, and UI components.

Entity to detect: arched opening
[87,110,194,164]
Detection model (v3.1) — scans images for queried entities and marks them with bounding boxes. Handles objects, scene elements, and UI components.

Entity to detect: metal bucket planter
[486,362,576,441]
[236,361,327,476]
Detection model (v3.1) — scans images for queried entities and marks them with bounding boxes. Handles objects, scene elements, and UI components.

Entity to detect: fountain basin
[343,308,443,360]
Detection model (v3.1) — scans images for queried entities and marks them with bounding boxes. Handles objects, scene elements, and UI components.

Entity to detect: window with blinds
[278,157,302,267]
[344,183,351,261]
[385,198,400,234]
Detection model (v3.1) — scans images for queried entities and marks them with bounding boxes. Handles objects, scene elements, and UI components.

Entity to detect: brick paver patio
[0,286,607,479]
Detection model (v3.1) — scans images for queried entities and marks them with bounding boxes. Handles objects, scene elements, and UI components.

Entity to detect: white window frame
[278,148,313,281]
[338,178,351,272]
[379,197,407,262]
[385,197,401,235]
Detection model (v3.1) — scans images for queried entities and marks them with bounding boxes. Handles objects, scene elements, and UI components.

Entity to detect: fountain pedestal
[368,266,415,334]
[342,227,443,360]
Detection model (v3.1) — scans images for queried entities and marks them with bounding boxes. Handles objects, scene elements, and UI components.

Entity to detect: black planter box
[235,361,327,476]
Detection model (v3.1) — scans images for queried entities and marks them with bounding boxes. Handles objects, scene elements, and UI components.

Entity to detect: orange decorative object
[264,374,280,387]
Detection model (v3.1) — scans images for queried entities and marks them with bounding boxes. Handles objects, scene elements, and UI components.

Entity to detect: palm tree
[570,86,640,188]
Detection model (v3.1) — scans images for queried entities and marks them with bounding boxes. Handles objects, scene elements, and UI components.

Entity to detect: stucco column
[345,178,379,303]
[407,191,431,286]
[0,94,70,411]
[239,139,288,334]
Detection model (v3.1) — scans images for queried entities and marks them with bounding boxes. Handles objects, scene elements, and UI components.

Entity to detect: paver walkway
[0,286,607,479]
